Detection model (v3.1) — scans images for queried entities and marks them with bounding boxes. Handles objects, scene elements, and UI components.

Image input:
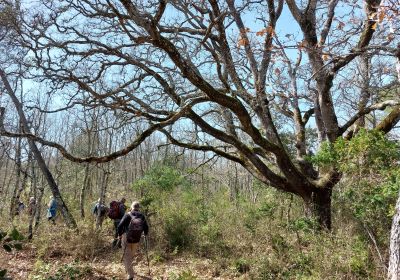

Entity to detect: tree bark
[0,69,77,228]
[9,131,22,219]
[386,51,400,280]
[15,150,32,207]
[0,153,11,216]
[28,161,37,239]
[304,188,333,230]
[80,162,90,218]
[96,164,110,229]
[34,176,45,230]
[388,190,400,280]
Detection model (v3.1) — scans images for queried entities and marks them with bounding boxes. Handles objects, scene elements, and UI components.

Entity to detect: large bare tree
[1,0,399,229]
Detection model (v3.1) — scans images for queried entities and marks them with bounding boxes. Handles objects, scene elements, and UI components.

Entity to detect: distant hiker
[117,201,149,280]
[28,197,35,216]
[47,196,57,224]
[16,200,25,215]
[108,197,127,245]
[93,198,108,227]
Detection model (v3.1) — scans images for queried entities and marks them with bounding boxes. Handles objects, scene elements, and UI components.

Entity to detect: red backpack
[108,201,121,219]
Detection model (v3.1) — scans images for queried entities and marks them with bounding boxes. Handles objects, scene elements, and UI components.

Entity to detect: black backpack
[94,203,107,216]
[126,212,144,243]
[99,204,108,216]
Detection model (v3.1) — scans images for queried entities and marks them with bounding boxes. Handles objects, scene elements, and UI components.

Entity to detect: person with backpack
[93,198,108,227]
[117,201,149,280]
[17,199,25,215]
[28,197,36,216]
[46,195,57,224]
[108,197,127,245]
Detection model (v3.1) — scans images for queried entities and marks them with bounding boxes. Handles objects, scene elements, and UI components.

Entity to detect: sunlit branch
[340,100,400,135]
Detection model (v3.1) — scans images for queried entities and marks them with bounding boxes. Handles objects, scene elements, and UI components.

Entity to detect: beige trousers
[121,233,139,279]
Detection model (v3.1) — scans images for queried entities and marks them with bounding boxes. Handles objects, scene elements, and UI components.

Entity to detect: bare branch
[319,0,339,46]
[340,100,400,134]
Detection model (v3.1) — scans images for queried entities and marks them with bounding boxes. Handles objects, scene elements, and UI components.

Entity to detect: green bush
[349,237,371,278]
[233,258,250,274]
[133,163,187,194]
[163,209,194,251]
[331,130,400,246]
[288,217,318,233]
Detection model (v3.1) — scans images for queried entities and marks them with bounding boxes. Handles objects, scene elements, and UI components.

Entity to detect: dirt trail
[0,246,238,279]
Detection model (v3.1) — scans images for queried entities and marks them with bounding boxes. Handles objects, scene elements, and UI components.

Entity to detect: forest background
[0,0,400,279]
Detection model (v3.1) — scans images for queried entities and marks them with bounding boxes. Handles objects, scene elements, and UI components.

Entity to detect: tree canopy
[1,0,399,229]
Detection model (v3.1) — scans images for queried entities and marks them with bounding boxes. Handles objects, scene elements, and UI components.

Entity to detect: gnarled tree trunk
[303,187,333,230]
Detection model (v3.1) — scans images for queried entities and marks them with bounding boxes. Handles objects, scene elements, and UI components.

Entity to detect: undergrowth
[0,186,388,280]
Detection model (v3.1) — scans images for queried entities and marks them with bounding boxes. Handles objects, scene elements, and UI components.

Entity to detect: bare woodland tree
[0,0,399,230]
[387,28,400,280]
[0,73,77,228]
[0,2,77,228]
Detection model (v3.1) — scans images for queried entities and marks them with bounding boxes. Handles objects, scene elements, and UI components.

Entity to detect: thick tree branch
[153,0,166,24]
[319,0,339,46]
[331,0,382,73]
[375,106,400,134]
[226,0,259,82]
[340,100,400,135]
[159,128,244,165]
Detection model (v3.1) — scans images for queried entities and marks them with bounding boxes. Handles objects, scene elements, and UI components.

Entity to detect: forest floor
[0,242,243,280]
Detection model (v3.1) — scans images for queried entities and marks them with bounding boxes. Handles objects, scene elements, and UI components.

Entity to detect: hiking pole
[144,235,151,275]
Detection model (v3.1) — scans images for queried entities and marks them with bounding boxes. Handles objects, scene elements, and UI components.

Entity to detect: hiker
[47,195,57,224]
[28,197,35,216]
[93,198,108,227]
[16,198,25,215]
[108,197,127,245]
[117,201,149,280]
